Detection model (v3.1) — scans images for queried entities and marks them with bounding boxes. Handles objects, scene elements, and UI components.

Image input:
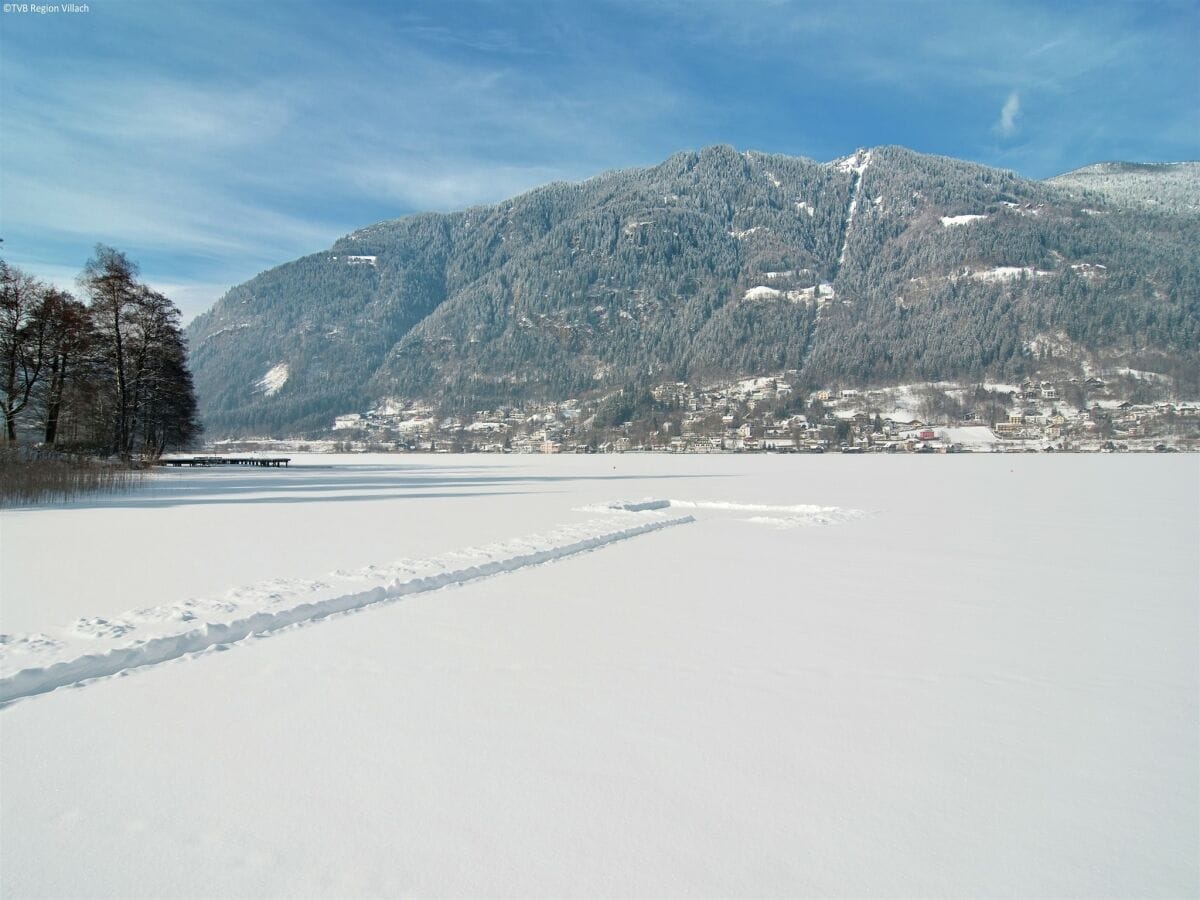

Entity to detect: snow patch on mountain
[256,363,289,396]
[730,226,764,239]
[964,266,1052,283]
[941,214,988,227]
[832,148,873,176]
[743,285,782,301]
[199,322,252,345]
[835,149,873,266]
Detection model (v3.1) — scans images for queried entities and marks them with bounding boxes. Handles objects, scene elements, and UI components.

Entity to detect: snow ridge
[593,498,863,527]
[0,515,693,704]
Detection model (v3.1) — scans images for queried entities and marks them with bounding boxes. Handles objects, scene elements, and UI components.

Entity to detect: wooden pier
[158,456,291,468]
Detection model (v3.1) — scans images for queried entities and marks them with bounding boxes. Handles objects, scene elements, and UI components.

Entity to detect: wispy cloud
[996,92,1021,137]
[341,162,573,213]
[1,0,1195,320]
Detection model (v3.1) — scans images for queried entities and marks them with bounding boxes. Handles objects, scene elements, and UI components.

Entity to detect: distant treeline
[1,246,200,457]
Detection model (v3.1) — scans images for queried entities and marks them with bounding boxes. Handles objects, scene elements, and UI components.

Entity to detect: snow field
[1,453,1196,897]
[0,458,636,633]
[1,484,868,700]
[940,213,988,227]
[0,514,695,703]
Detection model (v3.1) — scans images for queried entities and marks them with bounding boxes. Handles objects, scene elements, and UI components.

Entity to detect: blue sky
[1,0,1196,321]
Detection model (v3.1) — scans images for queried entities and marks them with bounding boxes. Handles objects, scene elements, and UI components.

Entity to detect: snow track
[591,498,863,527]
[2,492,862,704]
[0,515,693,704]
[835,149,872,268]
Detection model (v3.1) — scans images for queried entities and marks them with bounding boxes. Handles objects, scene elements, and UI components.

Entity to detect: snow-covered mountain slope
[1049,161,1200,213]
[186,146,1200,436]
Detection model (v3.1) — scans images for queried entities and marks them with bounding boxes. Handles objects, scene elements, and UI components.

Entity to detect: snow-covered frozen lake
[2,453,1197,897]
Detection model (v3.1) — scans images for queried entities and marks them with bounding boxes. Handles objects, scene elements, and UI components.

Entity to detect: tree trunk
[44,358,64,445]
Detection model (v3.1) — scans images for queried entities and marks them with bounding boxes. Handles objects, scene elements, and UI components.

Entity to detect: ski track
[0,515,693,704]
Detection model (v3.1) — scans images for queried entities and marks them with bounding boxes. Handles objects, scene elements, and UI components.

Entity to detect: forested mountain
[1048,161,1199,213]
[186,146,1200,435]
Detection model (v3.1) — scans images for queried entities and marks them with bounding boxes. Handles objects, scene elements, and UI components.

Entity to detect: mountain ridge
[1047,160,1200,213]
[186,145,1199,436]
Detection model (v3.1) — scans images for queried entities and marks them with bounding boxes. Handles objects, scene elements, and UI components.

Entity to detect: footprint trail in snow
[1,495,862,703]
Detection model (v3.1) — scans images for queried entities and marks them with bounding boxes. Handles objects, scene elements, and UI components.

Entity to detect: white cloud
[341,160,573,212]
[2,0,1192,320]
[996,91,1021,137]
[0,11,679,320]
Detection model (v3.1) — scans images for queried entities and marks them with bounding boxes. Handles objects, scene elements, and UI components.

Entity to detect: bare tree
[80,246,200,456]
[39,290,94,445]
[126,285,199,455]
[81,246,141,456]
[1,261,50,442]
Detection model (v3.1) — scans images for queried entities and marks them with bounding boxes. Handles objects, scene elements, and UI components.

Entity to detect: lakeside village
[214,373,1200,455]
